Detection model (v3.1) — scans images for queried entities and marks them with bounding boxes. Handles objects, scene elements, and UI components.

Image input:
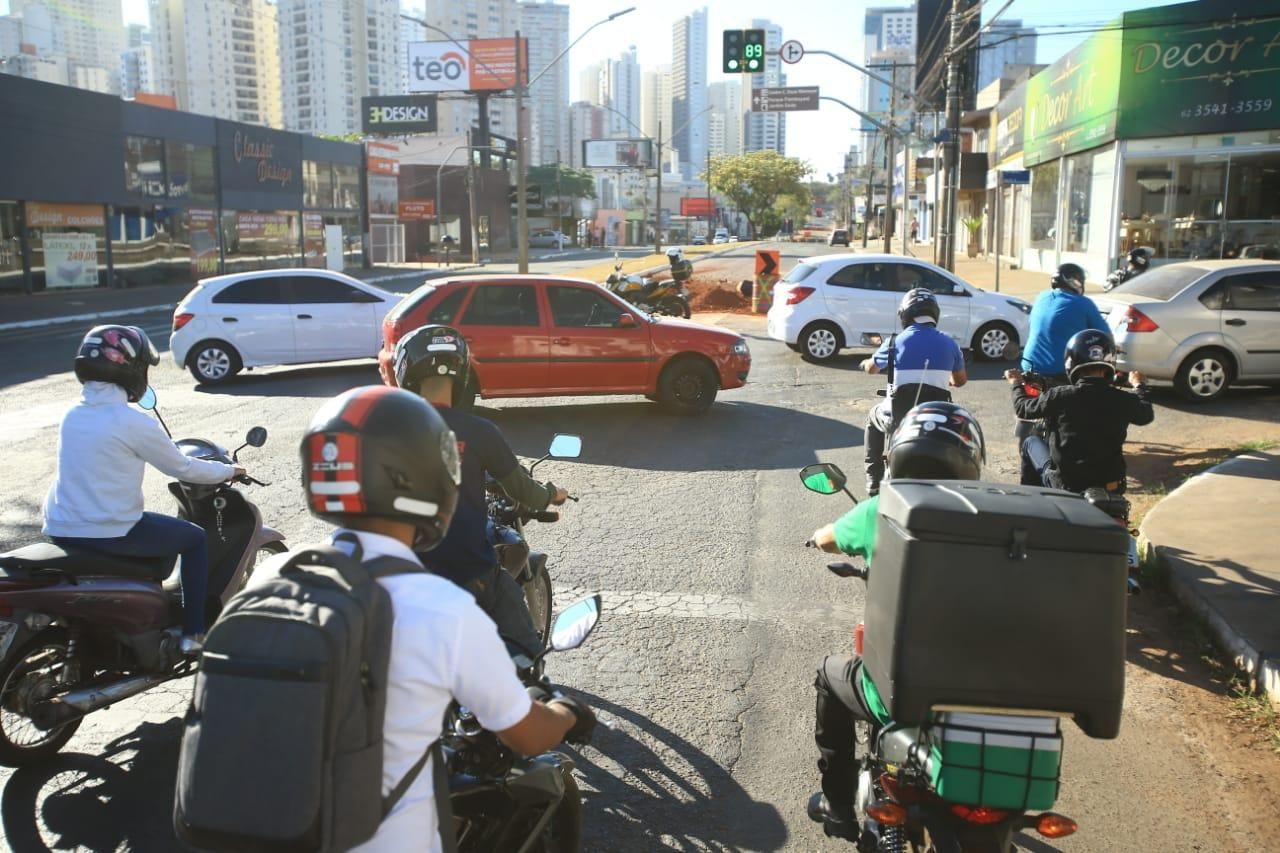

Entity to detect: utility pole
[515,29,529,273]
[706,149,713,235]
[884,72,896,255]
[467,153,480,263]
[939,0,968,272]
[655,119,663,253]
[902,114,912,255]
[555,147,563,244]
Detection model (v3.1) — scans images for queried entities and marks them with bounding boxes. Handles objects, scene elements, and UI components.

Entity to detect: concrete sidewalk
[850,240,1099,300]
[1140,451,1280,703]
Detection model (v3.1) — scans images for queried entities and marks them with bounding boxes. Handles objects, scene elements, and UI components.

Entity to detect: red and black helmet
[301,386,461,549]
[888,401,986,481]
[74,324,160,402]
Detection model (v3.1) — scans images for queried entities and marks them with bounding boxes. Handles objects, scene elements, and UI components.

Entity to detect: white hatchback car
[171,269,397,384]
[767,253,1031,362]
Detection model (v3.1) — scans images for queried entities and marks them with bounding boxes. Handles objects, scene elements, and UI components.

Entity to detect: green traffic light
[747,59,759,71]
[728,59,739,70]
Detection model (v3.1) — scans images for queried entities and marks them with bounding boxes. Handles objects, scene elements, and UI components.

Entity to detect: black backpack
[174,537,457,852]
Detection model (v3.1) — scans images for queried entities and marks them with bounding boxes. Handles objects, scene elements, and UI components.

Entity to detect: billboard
[1022,28,1122,166]
[362,95,437,134]
[582,139,654,169]
[680,198,715,217]
[407,38,527,93]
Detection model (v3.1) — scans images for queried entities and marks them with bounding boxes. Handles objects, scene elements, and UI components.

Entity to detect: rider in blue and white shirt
[860,289,967,495]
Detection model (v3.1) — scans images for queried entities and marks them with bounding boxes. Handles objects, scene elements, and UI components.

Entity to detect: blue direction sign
[1000,169,1030,185]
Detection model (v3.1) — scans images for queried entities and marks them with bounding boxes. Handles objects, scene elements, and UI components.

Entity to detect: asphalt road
[0,242,1271,851]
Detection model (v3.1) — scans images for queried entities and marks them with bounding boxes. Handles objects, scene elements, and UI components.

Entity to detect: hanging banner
[43,232,100,288]
[304,213,325,268]
[188,209,220,278]
[27,202,105,229]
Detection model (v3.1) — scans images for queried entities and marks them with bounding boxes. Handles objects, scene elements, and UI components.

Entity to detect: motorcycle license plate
[0,620,18,660]
[1127,536,1140,570]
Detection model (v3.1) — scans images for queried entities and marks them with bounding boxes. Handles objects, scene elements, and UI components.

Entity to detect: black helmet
[888,401,985,481]
[1127,247,1150,269]
[1051,263,1087,295]
[302,386,461,550]
[898,287,940,328]
[393,325,470,401]
[74,324,159,402]
[1064,328,1116,381]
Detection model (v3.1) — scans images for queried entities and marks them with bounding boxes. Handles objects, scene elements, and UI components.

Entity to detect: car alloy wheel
[1181,353,1228,400]
[804,326,840,361]
[975,324,1013,361]
[196,347,232,380]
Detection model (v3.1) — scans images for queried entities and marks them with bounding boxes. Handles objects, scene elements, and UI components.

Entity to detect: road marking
[553,586,858,624]
[0,304,175,333]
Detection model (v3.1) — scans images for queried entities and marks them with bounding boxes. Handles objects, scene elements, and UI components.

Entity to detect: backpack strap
[381,714,458,853]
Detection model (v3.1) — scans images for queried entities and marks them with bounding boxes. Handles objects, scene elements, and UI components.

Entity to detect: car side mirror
[617,313,637,328]
[799,463,847,495]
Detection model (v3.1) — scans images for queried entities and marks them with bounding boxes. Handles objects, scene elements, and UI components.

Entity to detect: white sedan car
[170,268,397,384]
[766,253,1031,362]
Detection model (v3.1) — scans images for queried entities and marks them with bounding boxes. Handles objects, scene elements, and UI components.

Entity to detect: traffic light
[722,30,743,73]
[723,29,766,74]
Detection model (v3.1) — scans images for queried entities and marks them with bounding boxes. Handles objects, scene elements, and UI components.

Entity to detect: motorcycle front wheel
[0,629,83,767]
[524,568,553,647]
[658,297,691,319]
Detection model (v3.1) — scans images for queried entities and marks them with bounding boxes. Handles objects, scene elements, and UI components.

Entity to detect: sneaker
[807,792,860,842]
[865,480,881,498]
[179,634,205,657]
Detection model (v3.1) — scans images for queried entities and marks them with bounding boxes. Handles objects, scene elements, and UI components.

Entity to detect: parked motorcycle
[1103,247,1153,292]
[605,263,692,318]
[799,462,1082,853]
[446,594,603,852]
[486,434,582,671]
[0,388,284,766]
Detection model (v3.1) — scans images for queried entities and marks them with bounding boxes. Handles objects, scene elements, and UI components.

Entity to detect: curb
[1139,454,1280,704]
[0,303,177,333]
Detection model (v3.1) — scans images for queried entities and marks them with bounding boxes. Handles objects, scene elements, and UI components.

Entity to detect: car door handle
[552,337,571,346]
[1225,318,1246,326]
[221,317,238,323]
[297,314,312,320]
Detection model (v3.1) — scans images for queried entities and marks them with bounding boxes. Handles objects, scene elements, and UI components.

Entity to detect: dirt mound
[686,274,753,314]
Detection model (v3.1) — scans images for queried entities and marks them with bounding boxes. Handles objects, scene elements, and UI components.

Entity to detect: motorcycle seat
[0,543,176,581]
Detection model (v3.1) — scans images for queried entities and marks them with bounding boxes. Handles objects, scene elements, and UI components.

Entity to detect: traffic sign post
[754,249,781,313]
[750,86,820,112]
[780,40,804,64]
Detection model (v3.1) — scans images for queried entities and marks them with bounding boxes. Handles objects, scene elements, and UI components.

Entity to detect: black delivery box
[865,480,1128,739]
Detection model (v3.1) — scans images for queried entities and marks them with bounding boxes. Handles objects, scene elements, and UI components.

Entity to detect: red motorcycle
[0,390,284,766]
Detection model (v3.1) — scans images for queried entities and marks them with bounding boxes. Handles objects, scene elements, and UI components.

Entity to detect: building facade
[976,20,1036,92]
[119,23,154,99]
[707,81,742,158]
[600,47,641,137]
[519,1,570,167]
[741,18,785,155]
[641,66,672,144]
[672,7,708,180]
[862,6,915,166]
[8,0,121,93]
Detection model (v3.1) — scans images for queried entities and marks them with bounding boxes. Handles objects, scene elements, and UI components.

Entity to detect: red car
[378,275,751,414]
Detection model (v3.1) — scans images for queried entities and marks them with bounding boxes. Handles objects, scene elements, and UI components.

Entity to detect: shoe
[865,480,881,498]
[180,634,205,657]
[807,792,860,842]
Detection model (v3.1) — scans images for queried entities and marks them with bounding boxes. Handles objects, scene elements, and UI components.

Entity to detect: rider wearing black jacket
[1009,329,1154,492]
[391,325,568,657]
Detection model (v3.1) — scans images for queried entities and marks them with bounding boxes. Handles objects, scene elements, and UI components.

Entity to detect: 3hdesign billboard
[362,95,438,134]
[407,39,528,93]
[582,139,654,169]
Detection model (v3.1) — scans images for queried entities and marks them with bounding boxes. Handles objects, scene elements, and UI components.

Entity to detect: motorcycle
[605,263,692,318]
[1103,247,1153,292]
[446,594,603,852]
[0,387,284,766]
[486,434,582,673]
[799,462,1082,853]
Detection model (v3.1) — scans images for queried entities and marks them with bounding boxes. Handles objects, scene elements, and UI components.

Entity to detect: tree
[804,180,837,209]
[527,164,596,203]
[776,188,813,231]
[704,150,811,239]
[318,132,364,144]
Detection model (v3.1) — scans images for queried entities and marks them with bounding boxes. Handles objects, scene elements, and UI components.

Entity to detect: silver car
[1092,260,1280,402]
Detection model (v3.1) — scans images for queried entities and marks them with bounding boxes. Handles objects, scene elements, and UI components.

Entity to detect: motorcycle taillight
[950,804,1011,824]
[854,622,864,656]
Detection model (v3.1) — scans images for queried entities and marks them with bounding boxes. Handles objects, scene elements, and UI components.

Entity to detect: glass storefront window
[109,206,200,288]
[1029,160,1059,250]
[26,202,107,290]
[303,160,334,208]
[1064,152,1092,253]
[0,201,23,292]
[1118,154,1228,260]
[124,136,167,198]
[1223,150,1280,259]
[165,141,217,203]
[221,209,300,274]
[334,164,360,209]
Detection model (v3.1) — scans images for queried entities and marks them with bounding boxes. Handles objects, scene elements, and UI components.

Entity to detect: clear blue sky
[116,0,1185,176]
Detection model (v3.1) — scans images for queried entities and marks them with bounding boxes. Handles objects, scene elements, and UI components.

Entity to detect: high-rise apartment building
[151,0,282,127]
[567,100,603,168]
[741,18,784,155]
[707,81,741,157]
[519,1,570,167]
[672,7,708,180]
[601,47,641,137]
[120,24,154,99]
[7,0,120,92]
[640,65,671,143]
[862,6,915,165]
[977,20,1036,91]
[1,4,68,85]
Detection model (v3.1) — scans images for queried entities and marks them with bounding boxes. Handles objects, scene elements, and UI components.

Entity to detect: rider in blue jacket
[1020,263,1107,378]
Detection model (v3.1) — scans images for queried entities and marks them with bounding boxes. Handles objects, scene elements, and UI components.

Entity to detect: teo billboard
[407,38,528,93]
[582,139,654,169]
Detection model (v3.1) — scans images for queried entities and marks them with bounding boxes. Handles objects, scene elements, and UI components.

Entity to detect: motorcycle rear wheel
[658,296,691,319]
[0,630,82,767]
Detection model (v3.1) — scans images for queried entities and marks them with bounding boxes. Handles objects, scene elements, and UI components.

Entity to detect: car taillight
[950,804,1011,825]
[173,312,194,331]
[1123,306,1159,333]
[785,286,815,306]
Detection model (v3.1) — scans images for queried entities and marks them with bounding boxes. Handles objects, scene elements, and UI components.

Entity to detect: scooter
[0,387,285,766]
[799,462,1083,853]
[605,263,692,318]
[446,595,602,852]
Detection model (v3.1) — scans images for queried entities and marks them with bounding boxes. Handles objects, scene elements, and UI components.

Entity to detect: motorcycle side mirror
[860,332,884,347]
[799,463,846,495]
[617,313,637,328]
[548,433,582,459]
[137,386,157,410]
[549,595,602,652]
[246,426,268,448]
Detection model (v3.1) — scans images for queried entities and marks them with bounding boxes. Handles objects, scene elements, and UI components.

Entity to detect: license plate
[1127,536,1140,569]
[0,620,18,660]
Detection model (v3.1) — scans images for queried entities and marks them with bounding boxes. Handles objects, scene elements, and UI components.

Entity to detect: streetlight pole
[515,6,636,272]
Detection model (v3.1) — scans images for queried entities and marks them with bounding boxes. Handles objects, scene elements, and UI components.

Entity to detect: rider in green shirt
[806,401,987,842]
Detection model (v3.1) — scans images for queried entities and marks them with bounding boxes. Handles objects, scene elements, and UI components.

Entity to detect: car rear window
[385,284,437,325]
[783,263,816,283]
[1110,265,1207,301]
[212,277,290,304]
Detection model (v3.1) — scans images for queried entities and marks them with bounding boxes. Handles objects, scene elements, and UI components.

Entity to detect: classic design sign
[233,131,292,187]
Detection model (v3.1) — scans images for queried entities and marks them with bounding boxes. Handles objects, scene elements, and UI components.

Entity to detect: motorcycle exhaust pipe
[50,672,177,718]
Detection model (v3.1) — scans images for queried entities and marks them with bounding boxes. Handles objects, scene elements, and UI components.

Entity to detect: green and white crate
[925,712,1063,811]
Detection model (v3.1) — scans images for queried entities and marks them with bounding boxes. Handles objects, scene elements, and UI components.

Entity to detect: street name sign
[750,86,819,112]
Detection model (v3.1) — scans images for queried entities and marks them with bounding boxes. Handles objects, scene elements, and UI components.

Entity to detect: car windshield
[1111,265,1207,301]
[782,263,816,283]
[386,284,436,323]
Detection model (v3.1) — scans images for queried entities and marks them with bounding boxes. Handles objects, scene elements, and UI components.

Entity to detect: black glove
[548,693,596,744]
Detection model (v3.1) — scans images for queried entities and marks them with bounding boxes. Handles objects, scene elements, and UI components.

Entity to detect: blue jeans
[54,512,209,635]
[1021,435,1058,489]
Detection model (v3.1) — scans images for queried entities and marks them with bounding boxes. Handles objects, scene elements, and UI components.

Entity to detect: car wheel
[657,357,719,415]
[971,322,1017,362]
[1175,348,1233,402]
[188,340,242,385]
[800,322,843,362]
